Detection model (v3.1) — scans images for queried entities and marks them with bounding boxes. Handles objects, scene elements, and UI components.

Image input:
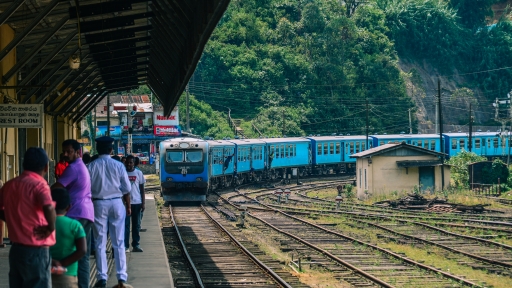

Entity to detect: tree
[446,151,486,187]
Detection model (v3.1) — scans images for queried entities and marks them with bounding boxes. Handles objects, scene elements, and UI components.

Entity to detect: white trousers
[93,198,127,281]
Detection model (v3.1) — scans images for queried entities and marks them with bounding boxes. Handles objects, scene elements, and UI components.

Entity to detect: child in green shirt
[50,187,87,288]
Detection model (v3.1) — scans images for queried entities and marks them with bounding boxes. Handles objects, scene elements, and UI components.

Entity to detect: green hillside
[181,0,512,138]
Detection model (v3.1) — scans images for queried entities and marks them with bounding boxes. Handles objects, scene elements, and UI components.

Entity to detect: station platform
[0,194,173,288]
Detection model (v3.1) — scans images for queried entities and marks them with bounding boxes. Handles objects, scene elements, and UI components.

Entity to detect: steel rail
[223,191,482,287]
[199,205,292,288]
[246,211,396,288]
[169,205,204,288]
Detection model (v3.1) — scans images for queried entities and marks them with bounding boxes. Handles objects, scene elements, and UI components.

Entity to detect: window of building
[359,169,362,188]
[364,169,367,189]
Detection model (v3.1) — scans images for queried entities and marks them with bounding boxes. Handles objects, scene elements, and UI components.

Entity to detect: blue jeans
[9,244,51,288]
[125,204,142,249]
[77,219,93,288]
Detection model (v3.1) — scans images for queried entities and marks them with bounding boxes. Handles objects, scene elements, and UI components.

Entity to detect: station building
[0,0,229,242]
[351,142,451,198]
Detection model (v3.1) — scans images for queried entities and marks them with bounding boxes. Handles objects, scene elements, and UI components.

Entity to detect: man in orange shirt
[0,147,56,288]
[55,153,68,180]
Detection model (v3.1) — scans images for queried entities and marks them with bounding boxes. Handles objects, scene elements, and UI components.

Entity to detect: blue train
[159,131,509,201]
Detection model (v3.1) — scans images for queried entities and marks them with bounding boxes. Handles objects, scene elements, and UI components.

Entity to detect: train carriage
[371,134,441,152]
[207,140,236,191]
[262,138,311,179]
[307,135,368,174]
[227,139,266,185]
[159,137,209,202]
[443,132,509,159]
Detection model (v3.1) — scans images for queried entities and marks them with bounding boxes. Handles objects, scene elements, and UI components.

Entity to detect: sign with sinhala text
[0,104,44,128]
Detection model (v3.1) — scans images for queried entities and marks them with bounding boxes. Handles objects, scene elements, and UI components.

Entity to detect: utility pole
[282,109,285,136]
[106,94,110,136]
[408,108,412,134]
[365,98,369,149]
[93,106,97,153]
[186,84,190,132]
[435,101,438,134]
[468,104,473,152]
[438,79,445,191]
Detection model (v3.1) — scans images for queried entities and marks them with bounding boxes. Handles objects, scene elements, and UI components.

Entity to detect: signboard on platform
[153,107,179,126]
[154,125,181,136]
[0,104,43,128]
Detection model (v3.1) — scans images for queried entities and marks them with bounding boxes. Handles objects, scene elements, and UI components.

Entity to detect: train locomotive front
[159,137,209,202]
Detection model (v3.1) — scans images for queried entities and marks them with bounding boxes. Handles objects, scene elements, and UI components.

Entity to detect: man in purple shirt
[52,139,93,288]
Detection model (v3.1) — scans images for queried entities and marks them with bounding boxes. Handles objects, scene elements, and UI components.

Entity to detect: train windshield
[166,150,203,163]
[166,151,184,163]
[185,151,202,163]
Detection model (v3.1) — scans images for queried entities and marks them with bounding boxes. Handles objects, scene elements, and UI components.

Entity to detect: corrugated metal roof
[0,0,230,120]
[350,142,445,158]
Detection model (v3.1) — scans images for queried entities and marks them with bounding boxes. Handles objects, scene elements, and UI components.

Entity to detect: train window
[285,145,289,157]
[487,138,491,148]
[475,139,481,148]
[355,142,360,153]
[418,140,422,147]
[362,142,366,151]
[280,144,285,158]
[324,143,328,155]
[335,143,340,154]
[459,138,465,150]
[350,142,354,154]
[330,143,334,154]
[166,151,183,163]
[451,139,457,149]
[185,151,202,163]
[430,140,436,150]
[293,145,296,157]
[379,141,384,146]
[317,144,322,155]
[494,138,498,148]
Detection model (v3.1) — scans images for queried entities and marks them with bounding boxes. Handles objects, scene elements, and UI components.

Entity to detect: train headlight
[166,177,173,182]
[196,177,203,182]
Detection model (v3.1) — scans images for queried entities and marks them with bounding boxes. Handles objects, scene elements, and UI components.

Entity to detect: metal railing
[471,182,504,197]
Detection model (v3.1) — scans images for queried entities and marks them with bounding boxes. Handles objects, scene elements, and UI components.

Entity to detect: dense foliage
[184,0,512,137]
[446,151,486,187]
[192,0,416,136]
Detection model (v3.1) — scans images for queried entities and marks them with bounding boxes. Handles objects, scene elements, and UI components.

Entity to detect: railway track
[167,204,292,287]
[257,193,512,275]
[215,192,481,287]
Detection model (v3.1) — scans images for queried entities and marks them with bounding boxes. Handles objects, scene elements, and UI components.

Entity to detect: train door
[419,166,435,193]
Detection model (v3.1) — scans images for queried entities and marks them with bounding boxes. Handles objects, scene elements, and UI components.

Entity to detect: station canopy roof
[0,0,230,120]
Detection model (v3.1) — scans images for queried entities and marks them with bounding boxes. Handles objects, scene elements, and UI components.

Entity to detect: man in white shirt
[124,155,145,253]
[88,137,131,288]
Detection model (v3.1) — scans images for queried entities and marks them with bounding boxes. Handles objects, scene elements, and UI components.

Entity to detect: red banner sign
[154,125,181,136]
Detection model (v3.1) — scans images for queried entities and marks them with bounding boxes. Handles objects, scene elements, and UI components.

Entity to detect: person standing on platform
[52,139,93,288]
[55,153,69,180]
[88,136,131,288]
[124,155,145,252]
[49,187,86,288]
[0,147,56,288]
